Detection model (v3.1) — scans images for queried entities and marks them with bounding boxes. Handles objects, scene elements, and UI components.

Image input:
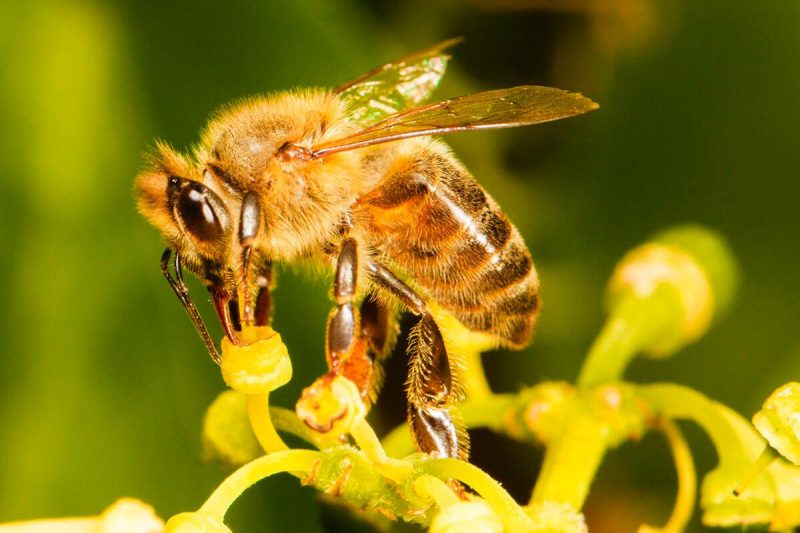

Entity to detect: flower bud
[202,390,262,466]
[164,513,230,533]
[588,383,648,445]
[0,499,163,533]
[766,460,800,531]
[526,501,588,533]
[506,382,574,443]
[654,225,738,316]
[99,499,164,533]
[430,499,503,533]
[220,327,291,394]
[296,374,366,439]
[607,225,738,356]
[753,382,800,465]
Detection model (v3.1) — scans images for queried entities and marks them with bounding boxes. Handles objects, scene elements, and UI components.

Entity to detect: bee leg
[252,260,273,327]
[326,238,386,405]
[358,294,396,405]
[366,261,468,460]
[209,286,240,343]
[160,248,221,364]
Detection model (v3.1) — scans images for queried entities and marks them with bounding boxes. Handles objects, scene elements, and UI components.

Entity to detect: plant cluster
[5,225,800,533]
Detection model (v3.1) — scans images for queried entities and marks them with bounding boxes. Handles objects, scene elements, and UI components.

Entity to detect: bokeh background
[1,1,798,531]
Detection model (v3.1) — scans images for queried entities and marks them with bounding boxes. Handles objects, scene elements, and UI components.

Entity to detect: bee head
[136,143,273,346]
[136,92,359,348]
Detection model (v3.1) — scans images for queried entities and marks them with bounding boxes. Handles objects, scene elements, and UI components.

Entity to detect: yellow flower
[295,374,366,439]
[526,501,588,533]
[430,500,503,533]
[163,513,229,533]
[606,225,737,357]
[753,382,800,465]
[0,498,163,533]
[608,242,711,356]
[220,327,291,394]
[202,390,263,466]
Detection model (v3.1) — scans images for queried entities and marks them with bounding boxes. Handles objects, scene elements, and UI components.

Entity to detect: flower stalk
[528,400,612,509]
[420,458,536,532]
[198,449,320,519]
[40,224,800,532]
[639,419,696,533]
[246,392,288,453]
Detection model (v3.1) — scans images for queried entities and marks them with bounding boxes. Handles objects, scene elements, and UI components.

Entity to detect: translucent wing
[335,38,462,126]
[312,86,599,157]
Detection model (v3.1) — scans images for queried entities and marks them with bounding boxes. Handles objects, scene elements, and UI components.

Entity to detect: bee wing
[335,38,462,125]
[312,86,599,157]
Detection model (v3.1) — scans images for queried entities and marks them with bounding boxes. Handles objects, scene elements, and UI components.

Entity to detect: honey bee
[136,39,597,460]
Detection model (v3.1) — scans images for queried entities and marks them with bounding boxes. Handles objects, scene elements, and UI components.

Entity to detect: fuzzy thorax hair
[136,90,364,264]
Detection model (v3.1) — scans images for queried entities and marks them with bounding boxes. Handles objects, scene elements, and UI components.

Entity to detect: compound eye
[173,180,229,245]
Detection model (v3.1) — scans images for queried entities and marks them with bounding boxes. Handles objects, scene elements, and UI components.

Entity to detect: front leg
[160,248,221,364]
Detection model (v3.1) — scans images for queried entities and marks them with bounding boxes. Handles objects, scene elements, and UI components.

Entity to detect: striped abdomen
[357,141,539,348]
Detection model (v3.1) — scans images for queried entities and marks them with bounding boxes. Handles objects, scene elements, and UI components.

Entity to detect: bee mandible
[136,39,598,459]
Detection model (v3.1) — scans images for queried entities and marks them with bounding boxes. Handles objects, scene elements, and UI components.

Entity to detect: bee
[136,39,597,460]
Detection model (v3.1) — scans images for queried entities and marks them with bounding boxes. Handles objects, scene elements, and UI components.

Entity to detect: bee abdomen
[359,142,539,348]
[432,233,540,348]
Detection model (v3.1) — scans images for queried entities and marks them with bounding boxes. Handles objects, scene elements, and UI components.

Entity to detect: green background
[1,1,798,531]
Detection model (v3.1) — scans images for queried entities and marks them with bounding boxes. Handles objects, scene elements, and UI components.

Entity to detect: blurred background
[1,1,798,531]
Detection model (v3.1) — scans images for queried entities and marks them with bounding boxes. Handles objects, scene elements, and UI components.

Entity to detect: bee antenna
[160,248,222,364]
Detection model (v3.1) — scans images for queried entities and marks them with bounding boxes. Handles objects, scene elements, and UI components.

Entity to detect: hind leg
[367,261,468,460]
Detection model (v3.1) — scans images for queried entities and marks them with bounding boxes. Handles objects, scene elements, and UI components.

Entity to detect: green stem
[350,418,388,463]
[246,393,288,453]
[199,449,319,519]
[529,409,608,509]
[421,458,534,532]
[578,315,644,387]
[638,383,749,466]
[414,475,460,509]
[639,419,696,533]
[577,289,680,387]
[733,447,777,496]
[462,350,493,400]
[347,419,413,483]
[461,394,516,431]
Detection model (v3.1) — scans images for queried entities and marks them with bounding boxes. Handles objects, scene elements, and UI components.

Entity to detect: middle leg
[325,237,395,406]
[298,237,396,436]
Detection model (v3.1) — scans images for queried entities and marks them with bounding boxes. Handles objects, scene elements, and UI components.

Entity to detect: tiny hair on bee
[136,38,597,459]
